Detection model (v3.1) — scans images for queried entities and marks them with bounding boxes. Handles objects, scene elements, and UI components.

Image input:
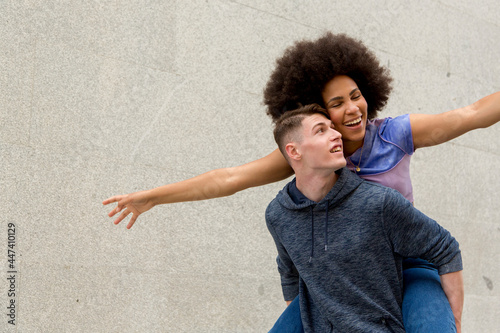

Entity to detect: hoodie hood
[277,167,364,210]
[275,167,364,262]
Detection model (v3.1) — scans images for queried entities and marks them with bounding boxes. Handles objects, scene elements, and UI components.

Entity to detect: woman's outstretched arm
[103,148,293,229]
[410,91,500,149]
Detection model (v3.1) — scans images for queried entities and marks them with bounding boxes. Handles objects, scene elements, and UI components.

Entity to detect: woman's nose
[345,101,359,114]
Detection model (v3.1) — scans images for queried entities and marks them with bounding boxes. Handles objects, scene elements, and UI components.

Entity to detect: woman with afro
[104,33,500,332]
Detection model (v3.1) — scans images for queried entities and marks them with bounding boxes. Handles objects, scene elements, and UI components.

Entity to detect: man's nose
[330,129,342,140]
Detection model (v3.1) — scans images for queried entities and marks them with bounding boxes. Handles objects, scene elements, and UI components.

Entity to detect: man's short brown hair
[273,104,329,162]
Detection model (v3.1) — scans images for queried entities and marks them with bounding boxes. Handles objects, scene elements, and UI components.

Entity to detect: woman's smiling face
[322,75,368,155]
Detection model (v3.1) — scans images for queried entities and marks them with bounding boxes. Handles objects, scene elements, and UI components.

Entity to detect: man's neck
[295,169,339,203]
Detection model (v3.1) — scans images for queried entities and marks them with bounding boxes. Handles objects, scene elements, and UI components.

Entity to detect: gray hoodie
[265,168,462,332]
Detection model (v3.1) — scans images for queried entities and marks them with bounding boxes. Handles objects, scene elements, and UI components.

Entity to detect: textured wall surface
[1,1,499,332]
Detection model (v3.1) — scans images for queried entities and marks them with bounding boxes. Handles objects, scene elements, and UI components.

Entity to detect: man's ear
[285,142,301,161]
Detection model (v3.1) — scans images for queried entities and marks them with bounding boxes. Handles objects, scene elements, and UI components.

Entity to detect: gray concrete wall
[1,1,498,332]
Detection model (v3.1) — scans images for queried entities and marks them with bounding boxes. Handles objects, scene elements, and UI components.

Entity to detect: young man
[266,104,464,332]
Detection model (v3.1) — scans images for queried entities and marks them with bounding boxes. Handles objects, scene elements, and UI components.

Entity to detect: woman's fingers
[102,195,121,205]
[106,204,121,217]
[114,208,131,225]
[103,195,131,217]
[103,194,141,229]
[126,215,138,229]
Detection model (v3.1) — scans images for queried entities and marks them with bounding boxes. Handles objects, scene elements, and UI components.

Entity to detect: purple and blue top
[346,114,415,202]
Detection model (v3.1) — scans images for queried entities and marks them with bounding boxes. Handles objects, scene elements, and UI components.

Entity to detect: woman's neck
[343,139,364,157]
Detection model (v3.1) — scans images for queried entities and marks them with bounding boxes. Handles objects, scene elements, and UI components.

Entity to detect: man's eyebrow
[311,121,329,131]
[326,88,360,105]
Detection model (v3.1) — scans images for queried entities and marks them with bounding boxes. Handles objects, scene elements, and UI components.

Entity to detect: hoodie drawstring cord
[324,201,329,251]
[309,202,330,263]
[309,206,314,263]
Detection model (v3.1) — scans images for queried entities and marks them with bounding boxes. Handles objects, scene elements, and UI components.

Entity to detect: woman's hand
[103,190,155,229]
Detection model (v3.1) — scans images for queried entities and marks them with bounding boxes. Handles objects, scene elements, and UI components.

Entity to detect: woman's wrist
[147,187,163,207]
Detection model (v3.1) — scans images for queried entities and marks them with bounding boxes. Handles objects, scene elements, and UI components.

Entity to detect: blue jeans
[269,259,456,333]
[268,295,303,333]
[402,258,456,333]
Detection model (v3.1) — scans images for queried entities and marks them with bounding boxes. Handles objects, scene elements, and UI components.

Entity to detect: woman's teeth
[330,147,342,153]
[344,117,362,126]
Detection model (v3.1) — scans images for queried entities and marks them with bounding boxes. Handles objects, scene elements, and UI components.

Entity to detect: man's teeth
[344,117,361,126]
[330,147,342,153]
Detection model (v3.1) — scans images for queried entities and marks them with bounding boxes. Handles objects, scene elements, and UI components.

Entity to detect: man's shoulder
[265,177,298,214]
[351,178,408,208]
[265,191,286,223]
[266,195,281,212]
[356,178,391,195]
[358,179,413,215]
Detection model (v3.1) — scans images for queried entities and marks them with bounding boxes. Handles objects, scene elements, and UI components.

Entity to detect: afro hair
[263,33,393,122]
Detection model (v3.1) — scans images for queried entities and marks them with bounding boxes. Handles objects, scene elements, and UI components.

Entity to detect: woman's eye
[352,94,361,100]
